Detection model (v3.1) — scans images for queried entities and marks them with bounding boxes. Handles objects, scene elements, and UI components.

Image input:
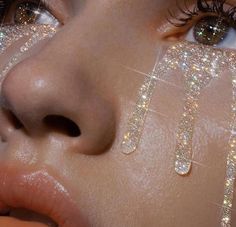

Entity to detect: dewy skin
[0,24,57,85]
[167,43,225,176]
[1,20,236,227]
[122,41,236,226]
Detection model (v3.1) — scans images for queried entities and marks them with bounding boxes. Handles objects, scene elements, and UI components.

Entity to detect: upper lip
[0,165,88,227]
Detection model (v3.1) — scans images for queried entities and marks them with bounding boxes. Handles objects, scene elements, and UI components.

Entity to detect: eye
[185,15,236,48]
[166,0,236,49]
[2,0,59,26]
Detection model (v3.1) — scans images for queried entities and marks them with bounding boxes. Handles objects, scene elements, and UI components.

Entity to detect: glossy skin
[0,0,233,226]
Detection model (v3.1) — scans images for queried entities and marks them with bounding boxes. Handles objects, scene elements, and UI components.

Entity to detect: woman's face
[0,0,233,226]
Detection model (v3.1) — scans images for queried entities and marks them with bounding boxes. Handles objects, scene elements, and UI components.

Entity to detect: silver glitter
[122,42,225,161]
[171,43,225,175]
[122,41,236,226]
[221,52,236,227]
[0,24,57,85]
[122,48,166,154]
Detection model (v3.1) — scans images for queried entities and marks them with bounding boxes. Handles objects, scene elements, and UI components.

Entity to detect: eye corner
[156,18,190,42]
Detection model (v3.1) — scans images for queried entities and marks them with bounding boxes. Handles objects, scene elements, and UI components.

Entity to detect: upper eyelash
[167,0,236,27]
[0,0,10,18]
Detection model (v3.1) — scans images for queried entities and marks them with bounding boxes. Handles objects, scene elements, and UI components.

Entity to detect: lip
[0,165,88,227]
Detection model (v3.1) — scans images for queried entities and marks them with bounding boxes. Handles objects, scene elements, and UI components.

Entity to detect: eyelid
[157,1,198,39]
[160,12,214,39]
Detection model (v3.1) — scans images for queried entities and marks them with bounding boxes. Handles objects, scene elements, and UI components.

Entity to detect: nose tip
[0,56,116,155]
[1,63,53,134]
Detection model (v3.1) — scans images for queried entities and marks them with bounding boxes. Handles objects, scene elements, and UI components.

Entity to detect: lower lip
[0,166,88,227]
[0,217,49,227]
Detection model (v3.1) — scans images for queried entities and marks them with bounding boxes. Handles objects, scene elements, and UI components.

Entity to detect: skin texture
[0,0,234,226]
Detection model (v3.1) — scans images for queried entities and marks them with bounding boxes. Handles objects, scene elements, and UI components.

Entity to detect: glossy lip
[0,165,88,227]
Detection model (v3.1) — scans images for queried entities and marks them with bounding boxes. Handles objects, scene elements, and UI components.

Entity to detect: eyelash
[168,0,236,28]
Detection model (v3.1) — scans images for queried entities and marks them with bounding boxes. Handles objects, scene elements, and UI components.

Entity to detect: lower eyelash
[168,0,236,27]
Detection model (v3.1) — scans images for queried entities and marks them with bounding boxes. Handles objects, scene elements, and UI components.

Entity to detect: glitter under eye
[0,24,57,85]
[122,41,236,226]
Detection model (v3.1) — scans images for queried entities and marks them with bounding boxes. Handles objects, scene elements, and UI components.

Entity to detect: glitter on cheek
[122,41,236,226]
[172,44,226,175]
[0,25,57,86]
[220,53,236,227]
[171,46,236,227]
[121,42,226,159]
[121,48,167,154]
[0,24,56,145]
[121,72,158,154]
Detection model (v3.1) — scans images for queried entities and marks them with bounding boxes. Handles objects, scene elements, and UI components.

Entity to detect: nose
[0,34,116,155]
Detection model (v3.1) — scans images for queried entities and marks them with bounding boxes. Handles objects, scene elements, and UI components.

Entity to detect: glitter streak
[221,53,236,227]
[0,25,57,84]
[122,42,236,226]
[171,44,225,175]
[122,70,159,154]
[122,42,225,163]
[162,44,236,226]
[122,51,163,154]
[121,48,166,154]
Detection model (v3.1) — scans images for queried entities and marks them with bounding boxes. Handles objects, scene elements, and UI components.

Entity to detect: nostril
[3,109,24,130]
[10,113,24,130]
[43,115,81,137]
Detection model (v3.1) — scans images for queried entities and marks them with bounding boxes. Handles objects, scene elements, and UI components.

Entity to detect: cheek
[86,41,232,226]
[0,0,235,224]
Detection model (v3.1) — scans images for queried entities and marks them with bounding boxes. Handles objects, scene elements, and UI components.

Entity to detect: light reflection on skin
[121,40,236,226]
[0,0,236,227]
[0,25,57,85]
